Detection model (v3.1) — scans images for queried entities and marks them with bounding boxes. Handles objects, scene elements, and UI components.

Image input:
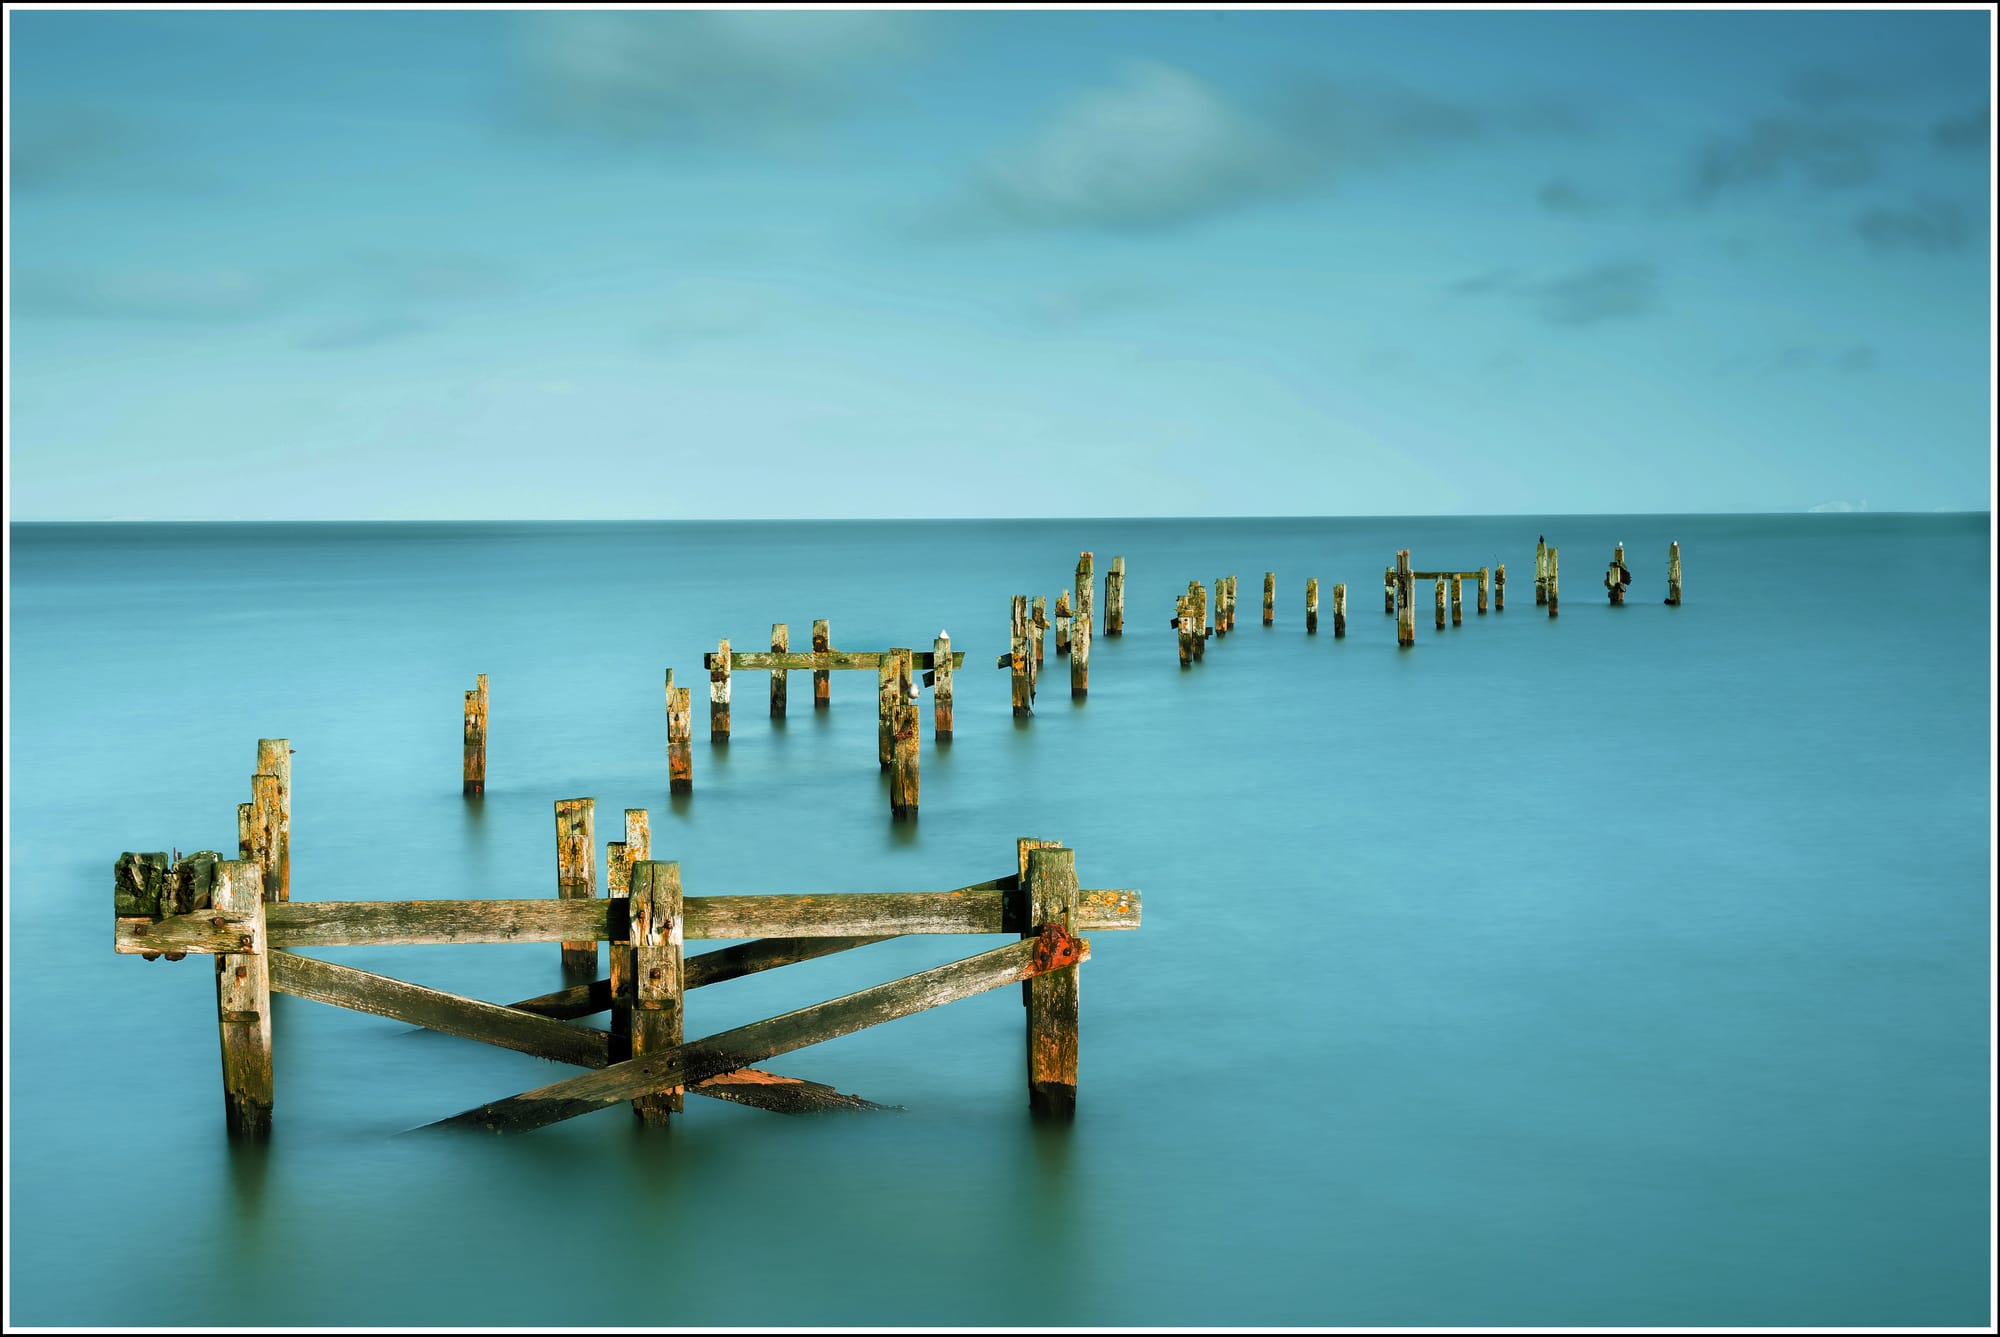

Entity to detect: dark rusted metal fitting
[1031,923,1084,973]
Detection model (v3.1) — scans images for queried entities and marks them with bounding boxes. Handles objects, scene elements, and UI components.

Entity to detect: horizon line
[6,509,1993,525]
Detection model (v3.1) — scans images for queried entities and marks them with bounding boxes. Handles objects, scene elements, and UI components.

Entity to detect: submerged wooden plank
[426,933,1089,1135]
[696,1069,898,1115]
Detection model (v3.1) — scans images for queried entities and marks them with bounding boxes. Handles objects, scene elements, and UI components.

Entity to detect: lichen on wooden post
[1384,568,1396,615]
[710,638,732,742]
[1306,578,1318,633]
[1031,595,1047,666]
[247,773,282,905]
[877,655,899,769]
[213,859,272,1138]
[665,670,693,795]
[1397,550,1416,647]
[1547,546,1560,618]
[1478,567,1490,615]
[770,623,789,716]
[555,798,597,975]
[1263,571,1276,625]
[1072,551,1093,699]
[1226,575,1238,631]
[630,859,684,1123]
[255,739,291,902]
[890,652,920,820]
[1435,577,1448,631]
[1010,596,1033,717]
[1667,542,1682,606]
[462,675,488,795]
[1214,578,1227,638]
[812,619,831,709]
[1192,580,1208,658]
[1495,564,1507,611]
[237,803,252,859]
[1606,543,1630,605]
[1333,582,1347,638]
[1451,576,1463,626]
[932,632,954,741]
[1054,590,1072,656]
[1176,596,1193,667]
[1535,537,1548,606]
[1024,844,1081,1119]
[1105,556,1125,636]
[607,809,650,1059]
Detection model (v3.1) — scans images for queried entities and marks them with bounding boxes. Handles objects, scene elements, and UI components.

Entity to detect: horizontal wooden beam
[1383,569,1488,580]
[115,912,255,956]
[267,899,611,949]
[508,978,612,1019]
[685,888,1139,939]
[695,1069,898,1115]
[703,651,965,672]
[686,934,895,988]
[426,931,1088,1134]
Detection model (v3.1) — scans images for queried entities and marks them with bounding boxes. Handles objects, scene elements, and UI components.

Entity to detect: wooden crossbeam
[1382,569,1489,581]
[703,650,966,672]
[119,887,1141,953]
[510,937,894,1017]
[425,933,1088,1134]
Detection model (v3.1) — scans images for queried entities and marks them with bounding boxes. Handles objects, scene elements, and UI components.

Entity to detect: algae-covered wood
[1025,846,1080,1118]
[212,860,272,1137]
[631,859,684,1122]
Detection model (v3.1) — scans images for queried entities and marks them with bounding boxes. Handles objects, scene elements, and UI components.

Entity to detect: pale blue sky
[7,8,1993,518]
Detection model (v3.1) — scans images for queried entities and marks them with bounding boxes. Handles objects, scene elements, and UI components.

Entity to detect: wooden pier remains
[665,670,693,795]
[1032,596,1047,666]
[1495,565,1506,612]
[1105,556,1125,636]
[1263,572,1275,626]
[1535,537,1548,605]
[1666,542,1682,606]
[770,624,789,714]
[1450,576,1463,626]
[1333,582,1347,638]
[1434,577,1447,631]
[1176,595,1195,666]
[931,632,954,741]
[1396,551,1415,647]
[113,766,1139,1136]
[812,620,831,708]
[1054,590,1072,656]
[1384,567,1396,615]
[555,797,598,975]
[1605,544,1631,605]
[1547,545,1560,618]
[710,639,732,742]
[1306,578,1318,633]
[1072,551,1093,699]
[1009,596,1034,716]
[462,675,487,795]
[1214,578,1228,638]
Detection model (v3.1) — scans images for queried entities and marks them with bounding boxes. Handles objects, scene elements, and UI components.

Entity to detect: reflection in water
[226,1137,272,1219]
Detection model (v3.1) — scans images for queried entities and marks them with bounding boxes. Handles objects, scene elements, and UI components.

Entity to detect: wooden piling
[1054,590,1072,656]
[1667,542,1682,606]
[1535,537,1548,605]
[1263,572,1276,626]
[1384,568,1396,615]
[555,798,597,975]
[1306,578,1319,633]
[1477,567,1490,615]
[890,652,919,819]
[607,809,649,1059]
[1495,564,1506,611]
[630,859,684,1122]
[665,670,693,795]
[1193,581,1208,657]
[1010,596,1033,718]
[255,739,291,902]
[1397,551,1415,647]
[1025,845,1080,1119]
[247,772,282,905]
[932,632,954,741]
[1105,556,1125,636]
[878,656,897,769]
[213,859,272,1138]
[1547,546,1560,618]
[1607,543,1629,605]
[462,674,487,795]
[1214,578,1227,638]
[1226,575,1238,631]
[1177,596,1193,667]
[812,620,831,709]
[710,638,731,742]
[770,624,788,716]
[237,803,252,859]
[1072,552,1092,699]
[1451,576,1463,626]
[1333,583,1347,638]
[1435,577,1448,631]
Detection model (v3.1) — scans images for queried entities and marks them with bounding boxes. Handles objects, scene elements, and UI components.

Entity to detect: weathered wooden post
[1666,542,1682,606]
[1105,556,1125,636]
[1397,550,1415,647]
[1214,578,1227,638]
[1226,575,1238,631]
[665,670,693,795]
[1024,844,1080,1119]
[1435,577,1448,630]
[237,803,252,859]
[1072,552,1093,699]
[253,739,290,902]
[247,773,282,905]
[606,808,650,1060]
[1608,543,1632,605]
[1495,564,1507,611]
[1263,571,1275,625]
[1535,537,1548,605]
[709,638,732,742]
[462,674,487,795]
[1306,578,1319,633]
[1333,582,1347,638]
[932,632,954,741]
[630,859,683,1123]
[1547,546,1560,618]
[770,624,789,716]
[1193,581,1208,658]
[1176,596,1193,667]
[1010,596,1033,717]
[812,619,831,709]
[213,859,272,1138]
[1384,568,1396,614]
[1478,567,1490,615]
[1054,590,1072,656]
[877,655,898,769]
[555,798,597,975]
[1450,576,1463,626]
[890,651,920,820]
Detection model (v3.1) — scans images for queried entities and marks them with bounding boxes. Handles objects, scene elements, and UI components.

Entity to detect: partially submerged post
[890,652,919,820]
[462,674,487,795]
[255,739,290,902]
[1477,567,1490,615]
[1176,596,1194,667]
[1435,577,1448,631]
[1535,537,1548,605]
[1105,556,1125,636]
[932,632,954,741]
[1226,575,1238,632]
[1192,581,1208,659]
[877,656,898,769]
[1306,578,1319,634]
[1547,546,1560,618]
[1054,590,1072,656]
[1263,572,1276,626]
[1010,596,1033,718]
[1024,844,1080,1119]
[665,670,693,795]
[630,859,684,1123]
[1666,542,1682,606]
[1384,568,1395,615]
[606,809,650,1059]
[1450,576,1463,626]
[1333,583,1348,638]
[710,639,732,743]
[1396,551,1416,647]
[555,798,597,976]
[812,620,831,709]
[1072,552,1093,699]
[213,859,272,1138]
[1214,578,1227,638]
[1606,543,1630,605]
[1495,564,1507,611]
[770,624,789,716]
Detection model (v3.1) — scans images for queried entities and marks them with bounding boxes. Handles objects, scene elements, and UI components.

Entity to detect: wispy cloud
[293,314,433,351]
[1024,278,1172,328]
[11,104,214,195]
[509,11,919,144]
[1536,177,1607,216]
[1854,197,1976,254]
[1690,113,1887,200]
[12,268,281,323]
[1931,105,1990,154]
[1450,261,1659,327]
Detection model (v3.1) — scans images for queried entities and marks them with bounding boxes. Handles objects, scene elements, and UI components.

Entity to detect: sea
[5,514,1991,1327]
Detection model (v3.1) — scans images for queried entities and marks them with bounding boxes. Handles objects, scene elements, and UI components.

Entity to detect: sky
[6,6,1994,519]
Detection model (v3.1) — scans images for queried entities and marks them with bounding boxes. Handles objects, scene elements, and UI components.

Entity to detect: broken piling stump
[630,859,684,1123]
[1450,576,1463,626]
[1606,543,1630,605]
[770,624,789,715]
[932,632,953,741]
[1333,583,1347,638]
[1054,590,1072,656]
[1396,551,1415,648]
[1384,568,1395,615]
[1535,537,1548,606]
[462,674,487,795]
[1176,596,1193,667]
[665,670,693,795]
[1667,542,1682,606]
[1032,596,1047,666]
[1072,551,1092,699]
[890,652,919,820]
[1263,571,1275,626]
[1105,556,1125,636]
[1477,567,1489,615]
[1547,546,1560,618]
[1010,596,1033,717]
[607,808,650,1060]
[1025,844,1080,1119]
[555,797,597,976]
[1306,577,1318,633]
[1435,577,1447,631]
[812,620,831,709]
[710,639,732,743]
[213,859,272,1139]
[1495,564,1506,611]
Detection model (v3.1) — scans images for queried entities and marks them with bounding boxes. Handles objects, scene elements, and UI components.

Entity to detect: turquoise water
[6,515,1991,1327]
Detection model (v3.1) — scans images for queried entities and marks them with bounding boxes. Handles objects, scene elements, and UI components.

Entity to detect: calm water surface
[6,515,1991,1326]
